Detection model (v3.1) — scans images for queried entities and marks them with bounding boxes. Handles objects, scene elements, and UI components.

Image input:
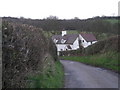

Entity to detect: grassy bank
[27,61,64,88]
[61,52,119,73]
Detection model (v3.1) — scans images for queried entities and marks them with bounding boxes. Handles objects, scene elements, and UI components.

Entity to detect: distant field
[66,30,79,34]
[105,19,118,24]
[43,31,53,38]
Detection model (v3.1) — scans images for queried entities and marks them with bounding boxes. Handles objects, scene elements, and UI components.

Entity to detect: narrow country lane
[60,60,119,88]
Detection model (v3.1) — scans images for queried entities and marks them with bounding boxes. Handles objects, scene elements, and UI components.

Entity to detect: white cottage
[52,31,80,55]
[79,33,97,48]
[52,31,97,55]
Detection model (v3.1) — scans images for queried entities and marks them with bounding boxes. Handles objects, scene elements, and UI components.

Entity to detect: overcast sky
[0,0,119,19]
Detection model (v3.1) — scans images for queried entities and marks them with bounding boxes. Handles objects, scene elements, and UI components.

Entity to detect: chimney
[62,31,67,36]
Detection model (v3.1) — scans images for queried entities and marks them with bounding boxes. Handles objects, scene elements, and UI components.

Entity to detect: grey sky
[0,0,119,19]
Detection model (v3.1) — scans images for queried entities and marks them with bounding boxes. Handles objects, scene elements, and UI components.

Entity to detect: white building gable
[79,33,97,48]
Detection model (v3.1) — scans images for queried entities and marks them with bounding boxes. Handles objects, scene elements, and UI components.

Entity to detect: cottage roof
[80,33,97,42]
[52,34,78,44]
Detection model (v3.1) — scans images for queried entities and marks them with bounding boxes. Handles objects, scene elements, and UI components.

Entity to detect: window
[91,42,92,44]
[61,39,66,43]
[83,40,84,42]
[67,45,72,49]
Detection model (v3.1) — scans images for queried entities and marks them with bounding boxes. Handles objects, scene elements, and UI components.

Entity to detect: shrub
[2,21,58,88]
[85,35,119,55]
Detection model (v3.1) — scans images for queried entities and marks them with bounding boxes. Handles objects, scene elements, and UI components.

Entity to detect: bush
[2,21,58,88]
[85,35,119,55]
[48,38,58,61]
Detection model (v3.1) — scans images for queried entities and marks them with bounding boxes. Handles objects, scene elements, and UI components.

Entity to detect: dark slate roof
[80,33,97,42]
[52,34,79,44]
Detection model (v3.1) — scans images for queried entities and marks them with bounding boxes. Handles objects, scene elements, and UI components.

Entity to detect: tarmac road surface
[60,60,119,88]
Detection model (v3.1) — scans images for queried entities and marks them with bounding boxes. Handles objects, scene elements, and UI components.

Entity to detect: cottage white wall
[92,41,97,44]
[71,38,79,50]
[56,44,66,51]
[79,35,89,48]
[85,41,97,47]
[56,38,79,51]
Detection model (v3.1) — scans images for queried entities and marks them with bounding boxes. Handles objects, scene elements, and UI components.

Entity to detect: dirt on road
[60,60,119,88]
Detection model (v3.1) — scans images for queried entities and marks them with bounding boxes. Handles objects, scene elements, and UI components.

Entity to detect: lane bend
[60,60,119,88]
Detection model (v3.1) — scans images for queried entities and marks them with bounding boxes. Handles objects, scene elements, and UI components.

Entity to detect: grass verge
[27,61,64,88]
[60,52,120,73]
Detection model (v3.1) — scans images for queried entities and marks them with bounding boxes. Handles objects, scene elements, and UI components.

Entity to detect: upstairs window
[61,39,66,44]
[54,39,58,43]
